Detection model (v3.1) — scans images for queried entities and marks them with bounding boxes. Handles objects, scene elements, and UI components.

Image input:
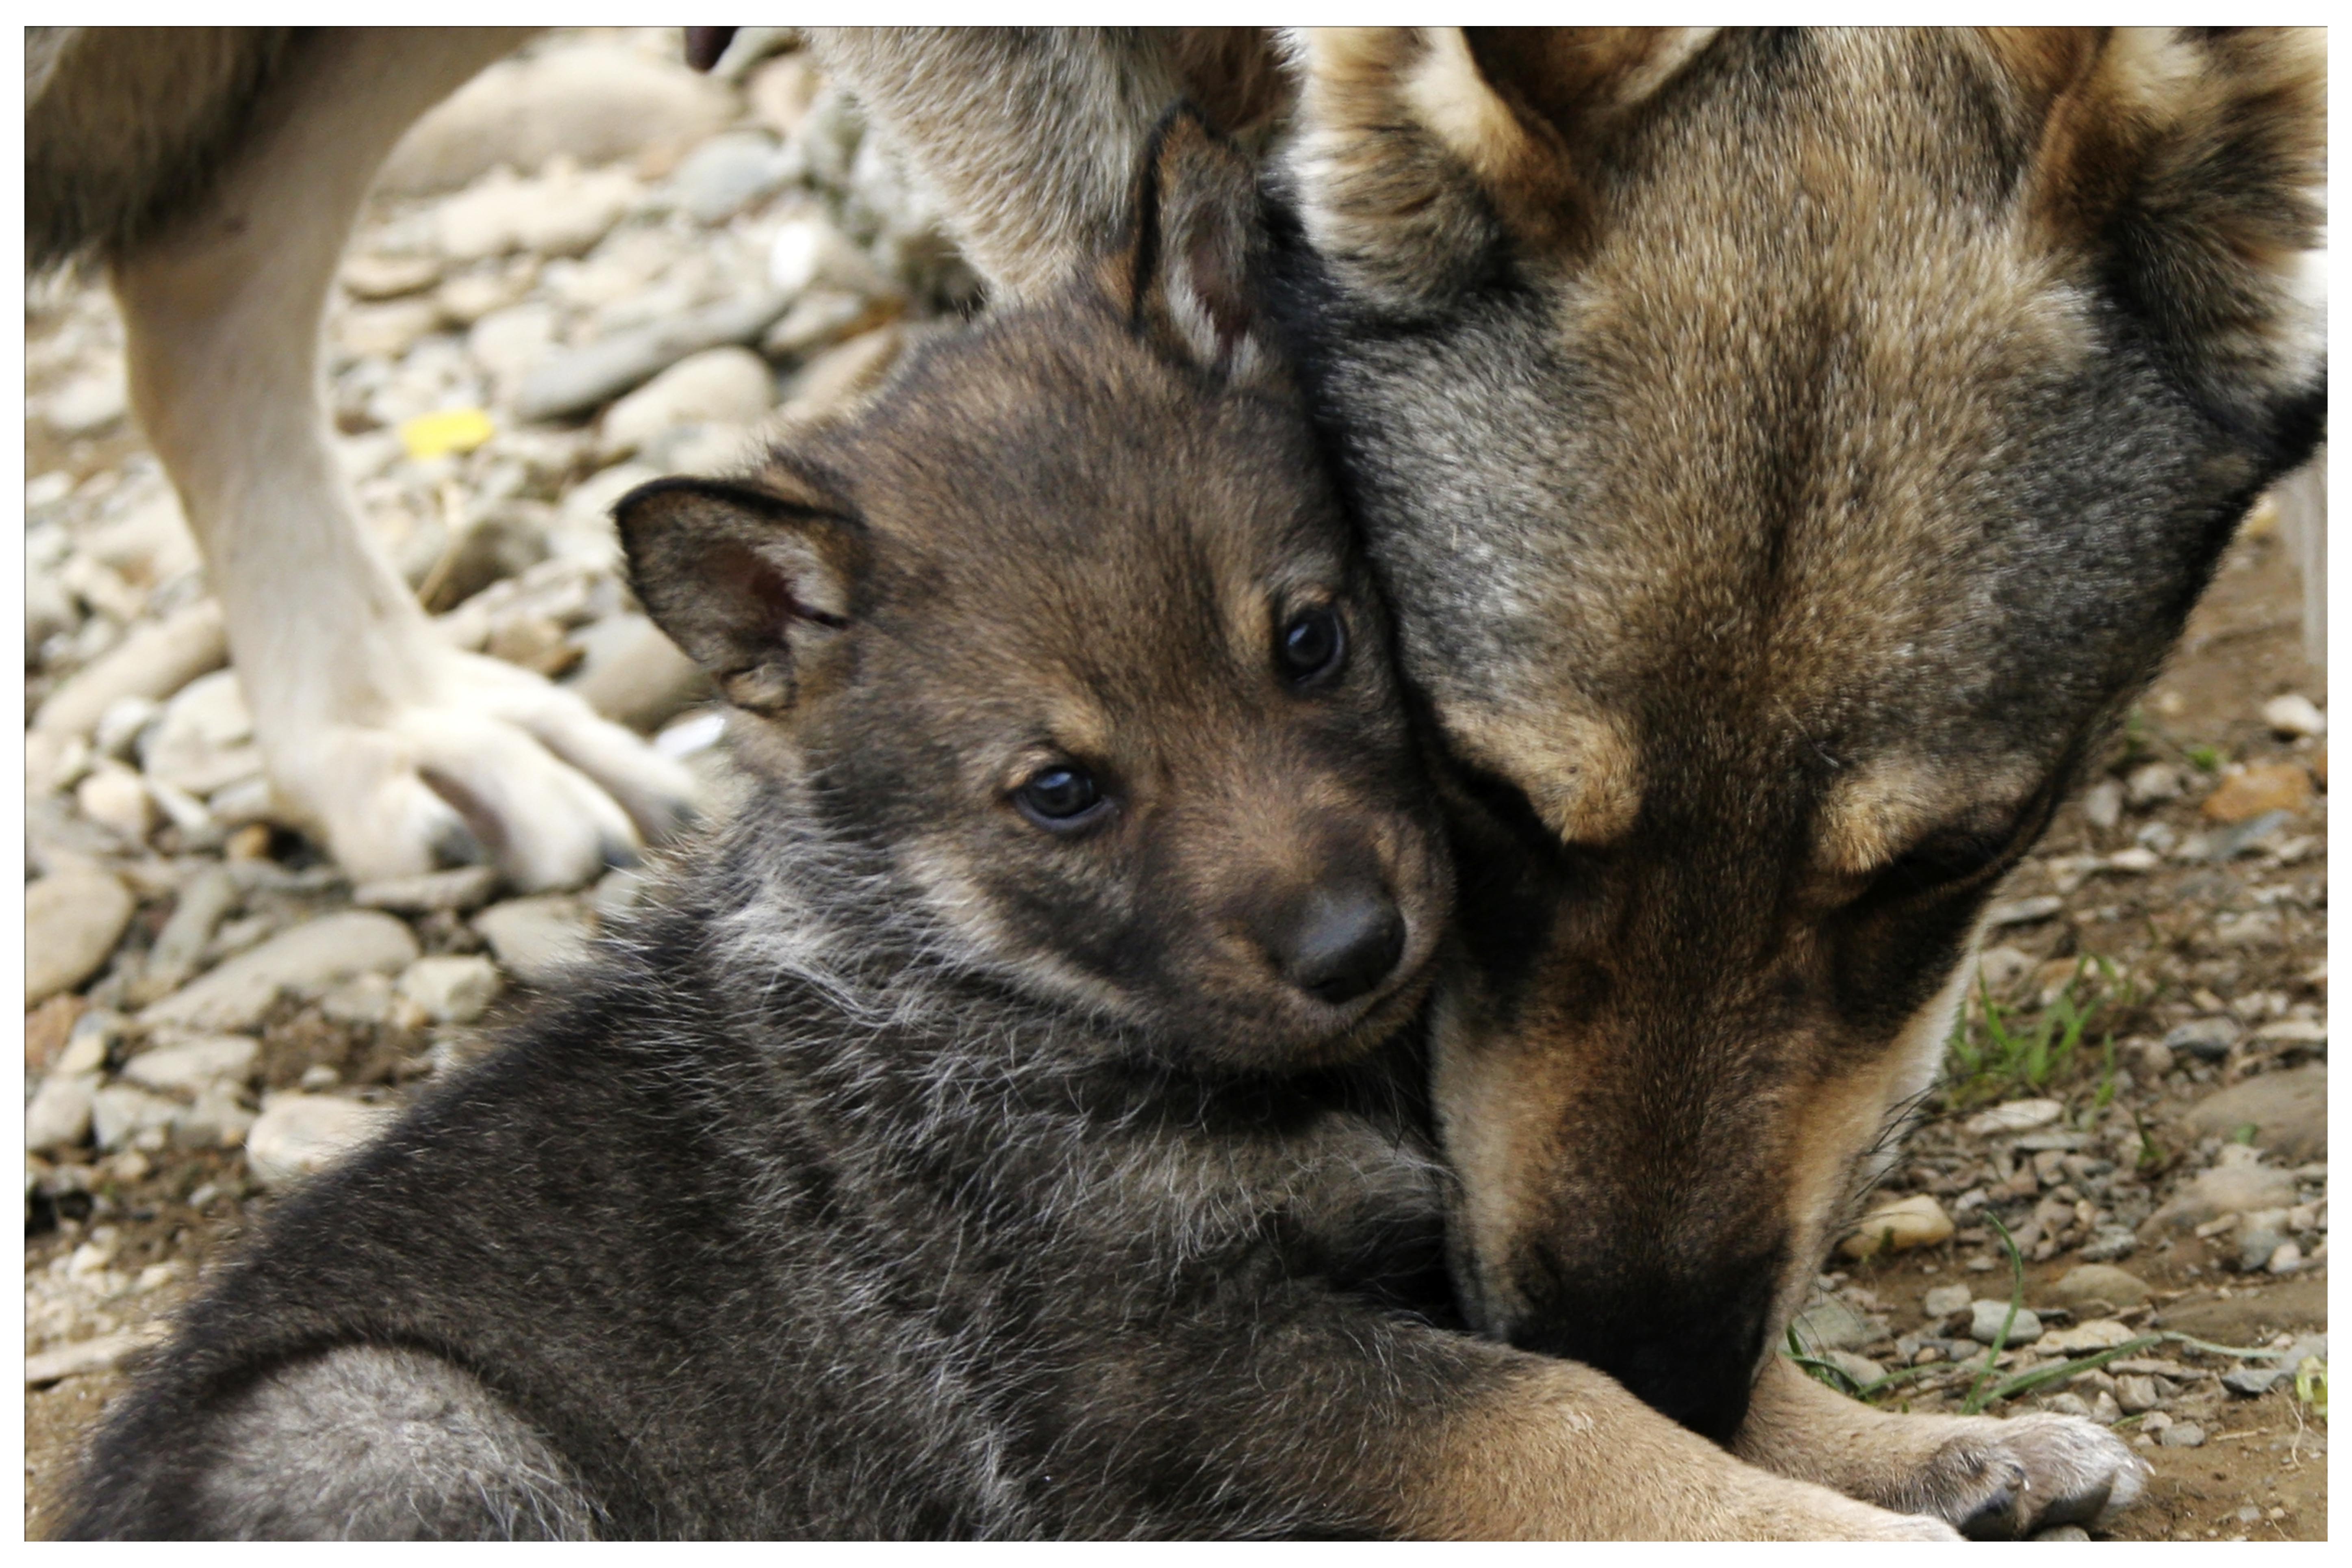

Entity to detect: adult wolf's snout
[1510,1253,1783,1447]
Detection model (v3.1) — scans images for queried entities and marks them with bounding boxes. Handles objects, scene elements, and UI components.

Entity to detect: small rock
[2266,1240,2304,1274]
[437,162,638,262]
[2035,1318,2136,1355]
[2140,1163,2300,1236]
[2261,693,2325,738]
[90,1084,182,1152]
[141,910,422,1034]
[2201,762,2312,823]
[565,613,710,733]
[58,1010,120,1077]
[354,865,503,914]
[25,1070,100,1153]
[336,296,442,359]
[2130,1038,2176,1079]
[2104,845,2161,873]
[468,301,561,402]
[437,263,535,327]
[2200,808,2294,862]
[25,867,137,1005]
[139,668,262,796]
[2081,778,2124,831]
[663,130,792,224]
[121,1034,260,1095]
[767,214,884,298]
[2078,1227,2139,1263]
[1839,1194,1955,1260]
[2124,762,2185,807]
[1974,944,2033,995]
[22,993,84,1073]
[2250,1017,2327,1051]
[1790,1299,1874,1354]
[139,864,243,1001]
[320,972,402,1027]
[342,252,443,301]
[514,290,792,423]
[2182,1066,2326,1162]
[382,40,733,194]
[1969,1300,2042,1346]
[746,52,821,137]
[1964,1098,2063,1137]
[24,1327,164,1387]
[2038,1391,2095,1420]
[601,346,775,458]
[761,288,893,361]
[2042,1264,2152,1313]
[2157,1421,2206,1449]
[44,365,129,436]
[299,1064,342,1092]
[779,324,905,419]
[397,954,505,1025]
[1923,1284,1974,1319]
[1827,1351,1886,1387]
[473,895,595,986]
[30,598,227,738]
[2235,1226,2285,1273]
[1983,895,2063,929]
[243,1095,395,1190]
[93,695,161,761]
[2035,1525,2091,1542]
[2164,1017,2241,1062]
[2116,1374,2161,1414]
[76,762,155,843]
[174,1083,256,1149]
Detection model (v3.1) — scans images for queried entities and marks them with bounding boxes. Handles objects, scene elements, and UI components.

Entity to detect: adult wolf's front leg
[1058,1297,1959,1540]
[109,28,695,891]
[1736,1352,2146,1539]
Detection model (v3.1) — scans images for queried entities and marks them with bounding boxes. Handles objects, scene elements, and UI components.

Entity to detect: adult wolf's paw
[264,648,699,893]
[1908,1414,2147,1540]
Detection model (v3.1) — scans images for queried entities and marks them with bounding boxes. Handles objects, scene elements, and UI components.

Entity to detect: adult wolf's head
[1275,26,2324,1441]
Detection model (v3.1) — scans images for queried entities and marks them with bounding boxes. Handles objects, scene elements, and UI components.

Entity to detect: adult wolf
[818,25,2322,1534]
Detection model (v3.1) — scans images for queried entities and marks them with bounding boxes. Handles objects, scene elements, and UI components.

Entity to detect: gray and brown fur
[60,115,1955,1542]
[814,24,2322,1530]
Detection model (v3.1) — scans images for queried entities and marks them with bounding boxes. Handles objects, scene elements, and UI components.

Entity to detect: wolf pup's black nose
[1275,884,1406,1005]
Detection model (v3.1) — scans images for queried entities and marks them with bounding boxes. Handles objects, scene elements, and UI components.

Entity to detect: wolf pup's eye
[1277,604,1346,686]
[1014,765,1107,830]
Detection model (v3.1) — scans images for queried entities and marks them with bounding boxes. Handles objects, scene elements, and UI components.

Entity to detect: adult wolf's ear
[1279,26,1717,315]
[1115,105,1273,383]
[1993,26,2326,449]
[615,475,869,718]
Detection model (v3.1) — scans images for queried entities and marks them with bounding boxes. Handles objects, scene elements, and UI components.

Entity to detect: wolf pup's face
[1277,28,2324,1440]
[621,117,1449,1075]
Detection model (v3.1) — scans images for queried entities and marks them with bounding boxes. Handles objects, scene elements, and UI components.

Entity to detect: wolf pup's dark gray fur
[70,114,1901,1544]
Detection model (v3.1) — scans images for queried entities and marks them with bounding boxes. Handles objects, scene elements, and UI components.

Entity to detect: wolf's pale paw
[266,651,699,893]
[1910,1414,2148,1540]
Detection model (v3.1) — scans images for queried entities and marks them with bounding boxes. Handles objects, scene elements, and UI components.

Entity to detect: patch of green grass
[1940,955,2128,1114]
[2185,743,2224,772]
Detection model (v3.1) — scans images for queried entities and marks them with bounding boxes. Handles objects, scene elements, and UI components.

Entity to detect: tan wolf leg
[1735,1352,2146,1539]
[1400,1354,1957,1540]
[111,28,696,891]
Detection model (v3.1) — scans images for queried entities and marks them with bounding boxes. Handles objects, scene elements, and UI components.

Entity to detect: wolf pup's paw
[1907,1414,2148,1540]
[266,647,699,893]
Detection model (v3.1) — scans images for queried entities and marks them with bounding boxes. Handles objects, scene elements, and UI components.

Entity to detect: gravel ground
[22,27,2328,1540]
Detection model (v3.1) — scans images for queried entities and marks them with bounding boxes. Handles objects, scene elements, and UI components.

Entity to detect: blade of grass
[1961,1212,2026,1415]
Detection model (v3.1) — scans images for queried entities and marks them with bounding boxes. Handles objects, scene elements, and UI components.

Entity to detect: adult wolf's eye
[1014,766,1106,830]
[1277,605,1346,685]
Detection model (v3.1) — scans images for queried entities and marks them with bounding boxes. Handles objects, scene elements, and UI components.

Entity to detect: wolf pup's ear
[1116,105,1273,383]
[615,474,869,719]
[1279,26,1716,316]
[1994,27,2325,454]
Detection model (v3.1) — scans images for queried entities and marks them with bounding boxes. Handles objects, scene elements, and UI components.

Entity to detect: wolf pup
[59,117,1951,1542]
[818,26,2322,1533]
